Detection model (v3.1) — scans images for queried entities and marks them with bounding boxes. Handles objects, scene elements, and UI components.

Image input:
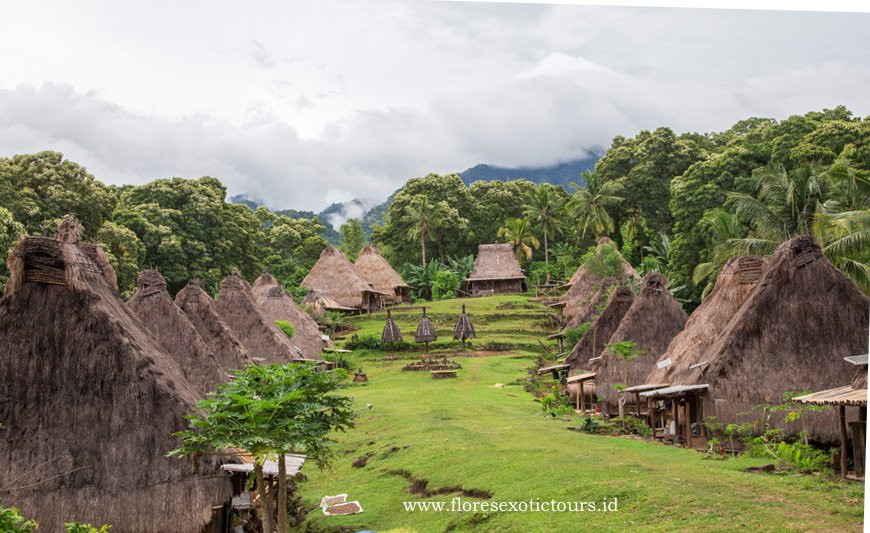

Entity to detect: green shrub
[345,333,410,352]
[620,415,652,437]
[0,504,37,533]
[580,242,628,279]
[274,320,295,339]
[431,270,462,300]
[743,429,831,471]
[65,523,112,533]
[563,323,590,348]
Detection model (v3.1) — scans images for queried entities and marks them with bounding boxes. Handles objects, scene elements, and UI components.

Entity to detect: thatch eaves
[466,243,525,281]
[301,247,388,309]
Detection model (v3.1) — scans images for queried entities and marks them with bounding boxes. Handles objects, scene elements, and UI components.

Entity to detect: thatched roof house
[252,272,326,359]
[128,269,228,395]
[301,288,356,317]
[301,247,387,312]
[175,280,254,372]
[642,236,870,444]
[564,277,618,331]
[593,272,687,414]
[215,272,296,364]
[558,238,638,322]
[465,243,526,296]
[354,245,411,304]
[0,218,234,531]
[565,284,634,374]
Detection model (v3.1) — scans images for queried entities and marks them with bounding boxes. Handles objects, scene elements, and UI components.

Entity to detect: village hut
[453,304,476,352]
[301,288,356,317]
[565,284,635,374]
[301,247,388,312]
[592,272,687,415]
[563,277,619,331]
[464,243,527,296]
[175,280,254,372]
[0,217,235,531]
[415,306,437,353]
[381,309,403,343]
[354,244,411,304]
[215,272,296,364]
[796,354,868,479]
[252,271,326,358]
[641,236,870,447]
[556,237,638,322]
[128,269,228,395]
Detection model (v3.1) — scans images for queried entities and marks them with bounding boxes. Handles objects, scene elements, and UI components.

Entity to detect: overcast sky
[0,1,868,210]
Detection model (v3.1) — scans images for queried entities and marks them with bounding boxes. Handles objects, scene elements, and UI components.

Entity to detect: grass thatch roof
[565,284,635,373]
[646,256,767,386]
[467,243,525,281]
[453,304,476,340]
[301,247,386,309]
[650,236,870,442]
[415,306,437,343]
[215,272,296,364]
[593,272,688,412]
[355,245,409,302]
[252,272,325,359]
[381,309,404,343]
[560,238,638,322]
[302,288,356,317]
[564,277,618,331]
[175,280,253,372]
[128,269,228,395]
[0,219,233,531]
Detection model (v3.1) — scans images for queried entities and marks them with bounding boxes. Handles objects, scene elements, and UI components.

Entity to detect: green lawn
[296,295,864,532]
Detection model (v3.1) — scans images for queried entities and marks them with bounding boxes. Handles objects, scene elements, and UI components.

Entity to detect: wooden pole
[838,404,848,479]
[648,398,657,438]
[685,400,693,449]
[671,400,678,442]
[579,380,585,413]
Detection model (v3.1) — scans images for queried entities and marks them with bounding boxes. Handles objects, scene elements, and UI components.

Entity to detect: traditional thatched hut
[453,304,476,351]
[354,245,411,304]
[415,306,437,353]
[381,309,403,343]
[796,355,868,479]
[464,243,526,296]
[592,272,687,415]
[175,280,254,372]
[563,277,618,331]
[301,288,356,317]
[215,272,296,364]
[565,284,634,374]
[301,247,388,312]
[0,217,235,531]
[128,269,228,395]
[641,236,870,446]
[252,271,326,358]
[557,238,638,322]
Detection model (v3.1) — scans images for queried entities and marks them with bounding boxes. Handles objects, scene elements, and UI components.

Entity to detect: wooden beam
[838,404,848,479]
[579,380,585,414]
[648,398,657,439]
[685,400,693,449]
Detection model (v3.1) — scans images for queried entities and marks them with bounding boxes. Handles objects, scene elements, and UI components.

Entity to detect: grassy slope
[297,295,863,532]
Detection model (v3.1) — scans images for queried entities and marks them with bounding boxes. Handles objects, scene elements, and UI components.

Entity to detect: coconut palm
[400,195,448,267]
[498,218,540,266]
[691,209,746,300]
[524,184,565,274]
[567,170,624,239]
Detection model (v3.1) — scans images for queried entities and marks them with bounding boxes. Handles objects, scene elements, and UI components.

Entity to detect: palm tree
[567,170,624,239]
[524,184,565,275]
[401,195,448,267]
[498,218,540,266]
[691,208,745,299]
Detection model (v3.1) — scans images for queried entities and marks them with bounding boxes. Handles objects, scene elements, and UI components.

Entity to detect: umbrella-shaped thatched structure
[128,269,228,395]
[0,216,235,531]
[453,304,476,352]
[354,244,411,304]
[301,247,388,312]
[215,271,296,364]
[464,243,527,296]
[592,272,687,415]
[641,236,869,445]
[415,306,437,353]
[381,309,404,343]
[175,279,254,372]
[252,271,326,358]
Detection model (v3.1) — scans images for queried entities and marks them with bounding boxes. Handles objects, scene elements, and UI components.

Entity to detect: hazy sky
[1,1,868,210]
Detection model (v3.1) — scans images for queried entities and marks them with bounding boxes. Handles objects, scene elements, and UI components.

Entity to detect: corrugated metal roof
[624,383,669,393]
[640,384,710,398]
[794,385,867,406]
[566,372,596,383]
[222,454,306,478]
[844,354,869,366]
[537,363,570,374]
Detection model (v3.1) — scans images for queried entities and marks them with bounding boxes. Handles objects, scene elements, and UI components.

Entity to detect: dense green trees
[339,218,365,262]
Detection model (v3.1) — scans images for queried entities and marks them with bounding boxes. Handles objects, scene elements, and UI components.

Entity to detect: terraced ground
[294,294,864,532]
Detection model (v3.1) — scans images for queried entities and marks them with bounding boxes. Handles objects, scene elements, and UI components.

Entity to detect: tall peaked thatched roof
[355,244,409,301]
[175,280,253,372]
[467,243,525,281]
[381,309,404,343]
[302,288,356,317]
[646,256,767,385]
[128,269,228,395]
[301,247,386,309]
[252,272,325,359]
[564,277,618,331]
[415,306,437,343]
[215,272,295,364]
[565,284,634,372]
[0,220,233,531]
[594,272,687,411]
[651,236,869,441]
[560,238,638,322]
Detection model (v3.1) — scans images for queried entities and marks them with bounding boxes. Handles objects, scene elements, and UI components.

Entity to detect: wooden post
[838,404,848,479]
[671,400,678,441]
[579,380,585,413]
[648,398,657,438]
[635,392,641,417]
[558,337,564,352]
[685,400,693,449]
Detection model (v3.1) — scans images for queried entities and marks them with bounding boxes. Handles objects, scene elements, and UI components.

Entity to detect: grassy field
[295,295,864,532]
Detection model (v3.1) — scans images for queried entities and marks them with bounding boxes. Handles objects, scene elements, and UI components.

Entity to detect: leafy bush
[563,323,590,349]
[274,320,295,339]
[319,311,351,335]
[581,242,627,279]
[620,415,652,437]
[743,429,831,471]
[539,392,573,418]
[431,269,462,300]
[65,522,112,533]
[345,333,410,352]
[0,504,37,533]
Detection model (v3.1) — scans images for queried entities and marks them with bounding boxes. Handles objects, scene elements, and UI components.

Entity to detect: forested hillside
[1,106,866,308]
